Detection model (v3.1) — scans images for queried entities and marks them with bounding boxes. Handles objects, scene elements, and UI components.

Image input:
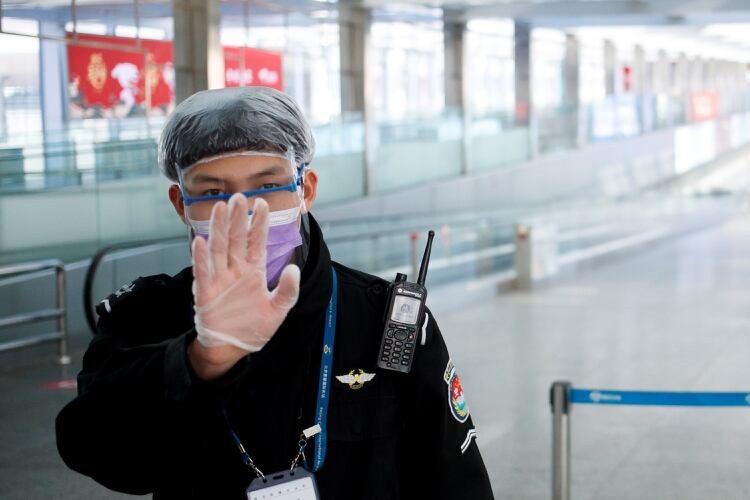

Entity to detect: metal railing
[81,228,435,335]
[79,194,743,334]
[0,259,70,364]
[83,237,185,335]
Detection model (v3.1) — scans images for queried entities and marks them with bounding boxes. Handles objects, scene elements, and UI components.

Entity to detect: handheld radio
[376,230,435,374]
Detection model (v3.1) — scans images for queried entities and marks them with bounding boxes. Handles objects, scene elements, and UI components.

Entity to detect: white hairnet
[158,86,315,182]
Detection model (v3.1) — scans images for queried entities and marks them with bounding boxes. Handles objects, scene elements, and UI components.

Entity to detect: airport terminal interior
[2,0,750,498]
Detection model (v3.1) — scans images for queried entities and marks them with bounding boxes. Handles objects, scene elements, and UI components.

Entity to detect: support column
[732,61,743,93]
[338,3,373,196]
[604,39,617,96]
[674,53,689,95]
[705,59,717,91]
[444,16,469,174]
[644,59,655,96]
[563,34,581,146]
[39,20,74,188]
[717,60,728,92]
[632,45,646,94]
[732,62,744,92]
[0,76,7,143]
[737,62,747,91]
[172,0,224,104]
[444,20,465,110]
[632,45,650,133]
[514,20,536,157]
[339,4,367,116]
[688,56,703,93]
[656,50,669,94]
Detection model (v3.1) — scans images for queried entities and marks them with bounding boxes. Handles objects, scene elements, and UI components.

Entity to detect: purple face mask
[188,206,302,286]
[265,219,303,285]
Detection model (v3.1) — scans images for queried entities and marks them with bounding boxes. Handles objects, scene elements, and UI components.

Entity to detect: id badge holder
[246,468,320,500]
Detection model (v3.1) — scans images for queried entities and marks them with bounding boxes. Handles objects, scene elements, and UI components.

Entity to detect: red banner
[67,34,283,118]
[224,46,283,90]
[622,65,632,93]
[67,33,173,118]
[689,91,720,122]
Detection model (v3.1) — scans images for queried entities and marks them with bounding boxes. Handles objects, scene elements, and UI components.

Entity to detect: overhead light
[701,23,750,38]
[467,19,514,36]
[65,21,107,35]
[115,25,166,40]
[2,17,39,36]
[310,10,334,19]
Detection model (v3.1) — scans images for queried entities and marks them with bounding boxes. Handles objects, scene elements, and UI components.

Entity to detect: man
[56,86,494,499]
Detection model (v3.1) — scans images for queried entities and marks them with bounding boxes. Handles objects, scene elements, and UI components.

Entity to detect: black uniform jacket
[56,214,494,500]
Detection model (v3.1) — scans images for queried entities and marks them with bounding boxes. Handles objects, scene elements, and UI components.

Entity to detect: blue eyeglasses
[181,163,305,207]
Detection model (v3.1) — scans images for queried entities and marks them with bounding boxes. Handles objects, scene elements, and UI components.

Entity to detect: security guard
[56,86,494,499]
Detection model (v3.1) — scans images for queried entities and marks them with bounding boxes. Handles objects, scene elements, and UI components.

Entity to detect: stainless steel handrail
[80,194,742,335]
[0,259,70,365]
[83,237,185,335]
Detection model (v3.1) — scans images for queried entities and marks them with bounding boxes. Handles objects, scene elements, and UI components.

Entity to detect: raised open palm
[191,194,301,353]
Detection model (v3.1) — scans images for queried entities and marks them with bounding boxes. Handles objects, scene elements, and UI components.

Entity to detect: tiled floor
[440,213,750,500]
[0,352,140,499]
[3,213,750,499]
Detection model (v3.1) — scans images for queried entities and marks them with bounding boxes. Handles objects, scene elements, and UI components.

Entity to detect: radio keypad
[382,319,420,371]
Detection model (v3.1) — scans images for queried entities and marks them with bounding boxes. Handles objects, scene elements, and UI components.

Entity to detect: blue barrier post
[550,381,571,500]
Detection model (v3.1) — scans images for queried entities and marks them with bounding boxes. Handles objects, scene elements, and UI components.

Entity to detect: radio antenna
[417,230,435,286]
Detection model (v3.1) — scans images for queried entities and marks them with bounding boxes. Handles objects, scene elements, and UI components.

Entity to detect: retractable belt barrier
[549,381,750,500]
[569,388,750,407]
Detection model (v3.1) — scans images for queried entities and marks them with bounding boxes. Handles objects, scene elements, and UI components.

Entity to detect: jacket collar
[292,212,333,319]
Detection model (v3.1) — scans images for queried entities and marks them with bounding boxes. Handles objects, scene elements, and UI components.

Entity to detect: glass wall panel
[370,9,444,121]
[220,2,341,124]
[532,28,565,110]
[0,0,181,266]
[465,19,530,172]
[368,7,457,192]
[219,2,361,206]
[0,27,41,164]
[579,38,606,104]
[466,19,515,116]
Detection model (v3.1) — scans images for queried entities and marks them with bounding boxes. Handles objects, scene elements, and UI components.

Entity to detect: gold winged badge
[335,369,376,390]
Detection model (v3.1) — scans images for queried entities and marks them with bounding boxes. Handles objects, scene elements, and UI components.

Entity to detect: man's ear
[302,169,318,212]
[168,184,187,224]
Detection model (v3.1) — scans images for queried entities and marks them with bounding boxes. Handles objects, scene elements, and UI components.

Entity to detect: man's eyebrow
[249,165,288,178]
[190,174,224,184]
[189,165,288,185]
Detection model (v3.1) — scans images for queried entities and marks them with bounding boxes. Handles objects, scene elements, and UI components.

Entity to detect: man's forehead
[185,161,292,183]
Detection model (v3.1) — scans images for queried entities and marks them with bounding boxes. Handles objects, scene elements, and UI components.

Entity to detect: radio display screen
[390,295,420,324]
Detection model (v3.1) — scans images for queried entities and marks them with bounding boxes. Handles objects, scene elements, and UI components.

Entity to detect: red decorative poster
[223,46,284,91]
[67,34,284,119]
[689,91,720,122]
[67,33,174,118]
[622,65,632,93]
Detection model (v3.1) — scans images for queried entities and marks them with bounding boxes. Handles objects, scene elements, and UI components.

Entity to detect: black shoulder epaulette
[95,274,173,318]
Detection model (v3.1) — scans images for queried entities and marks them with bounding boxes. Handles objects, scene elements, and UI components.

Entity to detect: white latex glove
[191,194,301,353]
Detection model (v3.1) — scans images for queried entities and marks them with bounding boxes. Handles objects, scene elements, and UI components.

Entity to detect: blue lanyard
[312,267,337,471]
[222,267,337,474]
